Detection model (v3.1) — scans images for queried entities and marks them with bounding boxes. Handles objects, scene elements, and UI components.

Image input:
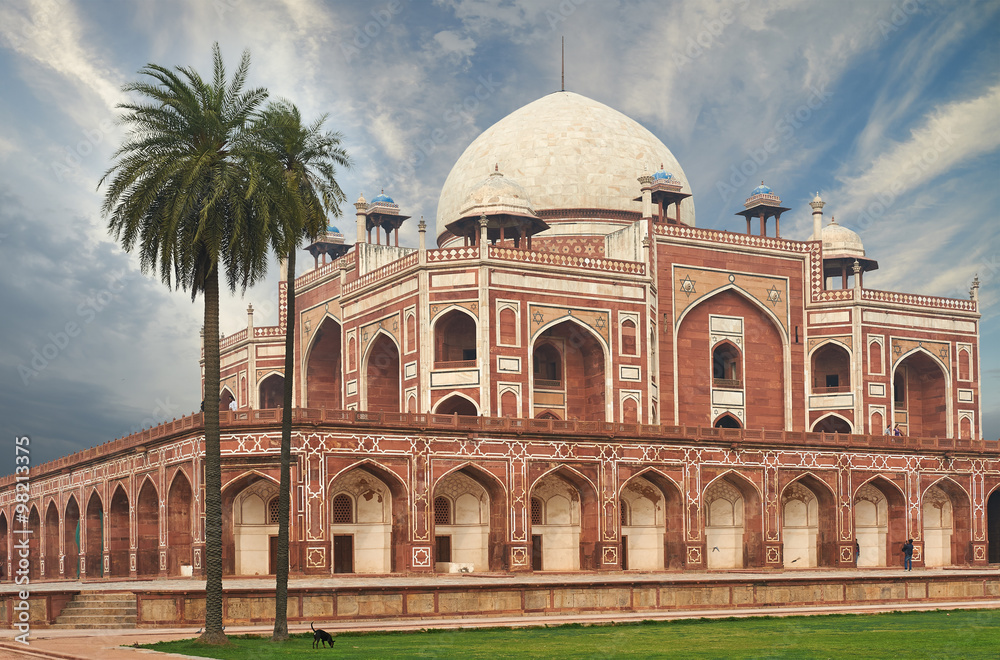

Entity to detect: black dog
[311,622,335,649]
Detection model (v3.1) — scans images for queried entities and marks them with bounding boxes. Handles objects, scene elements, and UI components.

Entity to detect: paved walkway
[2,598,999,659]
[3,566,997,594]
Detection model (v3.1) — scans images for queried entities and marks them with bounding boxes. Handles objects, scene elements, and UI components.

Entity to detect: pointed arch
[108,484,130,577]
[988,485,1000,563]
[433,392,479,416]
[328,459,409,572]
[136,478,160,576]
[303,315,343,409]
[714,413,742,428]
[529,465,601,570]
[922,476,971,566]
[27,505,41,579]
[619,468,685,569]
[44,500,60,578]
[221,470,281,576]
[703,470,764,568]
[257,371,285,410]
[85,490,103,578]
[0,511,7,582]
[431,463,508,573]
[530,317,609,422]
[854,475,907,567]
[219,387,236,411]
[431,306,478,366]
[811,413,853,434]
[891,347,951,438]
[363,330,401,413]
[810,341,851,393]
[63,494,80,579]
[675,287,788,430]
[780,473,837,568]
[167,469,193,576]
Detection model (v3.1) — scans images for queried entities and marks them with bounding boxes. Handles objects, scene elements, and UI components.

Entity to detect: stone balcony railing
[4,409,996,489]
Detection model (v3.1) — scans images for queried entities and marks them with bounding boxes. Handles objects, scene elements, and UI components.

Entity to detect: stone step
[53,591,138,629]
[57,607,138,618]
[50,622,137,629]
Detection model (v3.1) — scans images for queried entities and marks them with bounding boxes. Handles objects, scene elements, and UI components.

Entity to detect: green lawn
[141,609,1000,659]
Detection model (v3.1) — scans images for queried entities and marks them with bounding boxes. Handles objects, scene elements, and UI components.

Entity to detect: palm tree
[100,44,277,646]
[255,101,350,641]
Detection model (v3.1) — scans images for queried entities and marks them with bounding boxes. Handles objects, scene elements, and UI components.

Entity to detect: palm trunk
[200,265,228,645]
[272,247,296,641]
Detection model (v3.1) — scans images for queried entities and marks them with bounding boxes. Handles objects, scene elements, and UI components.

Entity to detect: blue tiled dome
[751,183,772,195]
[371,192,394,204]
[653,169,674,181]
[327,225,341,234]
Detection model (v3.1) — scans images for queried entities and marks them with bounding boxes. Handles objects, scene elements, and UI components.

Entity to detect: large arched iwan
[677,290,784,429]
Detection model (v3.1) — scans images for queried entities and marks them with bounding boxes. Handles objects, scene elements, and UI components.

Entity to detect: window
[267,497,280,525]
[533,344,561,385]
[530,497,543,525]
[434,496,452,526]
[620,501,630,527]
[712,343,742,387]
[332,494,353,524]
[825,374,839,389]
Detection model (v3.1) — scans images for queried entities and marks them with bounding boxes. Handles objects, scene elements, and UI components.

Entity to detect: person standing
[902,539,914,571]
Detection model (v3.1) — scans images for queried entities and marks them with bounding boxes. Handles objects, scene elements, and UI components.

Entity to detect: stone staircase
[51,592,137,629]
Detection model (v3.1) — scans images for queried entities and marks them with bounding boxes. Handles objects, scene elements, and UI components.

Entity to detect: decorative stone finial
[418,216,426,232]
[970,274,980,301]
[852,259,861,275]
[479,214,489,228]
[247,303,254,313]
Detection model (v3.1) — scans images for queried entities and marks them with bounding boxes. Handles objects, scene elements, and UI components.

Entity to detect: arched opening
[893,351,947,437]
[989,488,1000,563]
[306,318,343,409]
[44,501,60,579]
[64,497,80,579]
[136,480,159,576]
[536,411,560,420]
[812,414,852,434]
[432,466,507,572]
[329,465,407,574]
[226,477,279,576]
[923,480,970,567]
[258,373,284,410]
[434,394,478,417]
[434,310,477,367]
[27,507,40,579]
[621,319,637,356]
[220,388,235,412]
[348,336,357,372]
[529,469,600,571]
[620,473,684,570]
[365,334,400,413]
[704,473,762,569]
[167,472,193,576]
[712,341,742,387]
[714,414,742,429]
[854,478,906,567]
[108,486,130,577]
[678,290,785,429]
[959,416,973,439]
[811,343,850,393]
[781,475,837,568]
[532,321,606,421]
[499,308,517,345]
[85,492,103,577]
[0,513,7,582]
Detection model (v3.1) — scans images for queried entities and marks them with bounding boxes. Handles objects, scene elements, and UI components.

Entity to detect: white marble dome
[821,218,866,258]
[436,91,694,244]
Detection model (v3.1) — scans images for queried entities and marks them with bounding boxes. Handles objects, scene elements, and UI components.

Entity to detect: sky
[0,0,998,476]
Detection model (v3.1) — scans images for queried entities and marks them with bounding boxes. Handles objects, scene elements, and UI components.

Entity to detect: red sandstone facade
[1,91,995,584]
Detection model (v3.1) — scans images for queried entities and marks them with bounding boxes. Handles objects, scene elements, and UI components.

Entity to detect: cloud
[433,29,476,62]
